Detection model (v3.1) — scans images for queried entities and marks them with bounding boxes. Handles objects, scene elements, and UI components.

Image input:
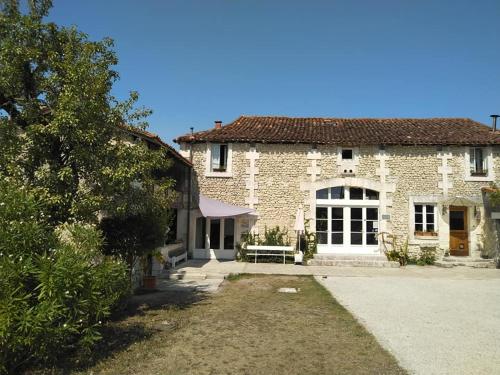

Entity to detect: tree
[0,0,175,224]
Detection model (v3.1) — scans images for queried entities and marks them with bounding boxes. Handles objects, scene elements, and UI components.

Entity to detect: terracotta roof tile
[117,124,192,166]
[175,116,500,146]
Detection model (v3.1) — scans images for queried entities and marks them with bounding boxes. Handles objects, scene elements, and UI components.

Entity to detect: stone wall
[184,141,500,258]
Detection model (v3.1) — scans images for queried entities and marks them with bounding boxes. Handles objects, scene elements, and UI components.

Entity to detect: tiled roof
[117,124,192,166]
[175,116,500,146]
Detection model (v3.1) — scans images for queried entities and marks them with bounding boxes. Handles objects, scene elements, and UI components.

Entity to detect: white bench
[246,245,295,264]
[167,251,187,268]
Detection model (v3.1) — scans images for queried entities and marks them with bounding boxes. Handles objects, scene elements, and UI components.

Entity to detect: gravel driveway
[317,269,500,375]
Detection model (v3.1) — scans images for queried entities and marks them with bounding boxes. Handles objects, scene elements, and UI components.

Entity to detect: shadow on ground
[31,280,210,375]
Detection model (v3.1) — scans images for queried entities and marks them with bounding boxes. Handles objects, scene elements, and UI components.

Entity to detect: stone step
[308,259,399,268]
[435,259,496,269]
[160,270,228,280]
[441,257,493,263]
[313,254,388,261]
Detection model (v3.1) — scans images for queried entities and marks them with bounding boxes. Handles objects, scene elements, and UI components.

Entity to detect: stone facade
[182,141,500,259]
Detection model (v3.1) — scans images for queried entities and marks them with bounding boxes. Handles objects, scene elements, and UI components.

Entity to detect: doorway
[449,206,469,256]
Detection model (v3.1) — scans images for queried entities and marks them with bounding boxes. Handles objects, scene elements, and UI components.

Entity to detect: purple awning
[199,194,256,218]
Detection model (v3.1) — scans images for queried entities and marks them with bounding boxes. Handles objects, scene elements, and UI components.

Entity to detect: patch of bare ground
[37,275,406,375]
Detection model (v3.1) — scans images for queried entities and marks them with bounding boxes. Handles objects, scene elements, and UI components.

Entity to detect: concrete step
[308,255,399,268]
[435,258,496,269]
[160,270,228,280]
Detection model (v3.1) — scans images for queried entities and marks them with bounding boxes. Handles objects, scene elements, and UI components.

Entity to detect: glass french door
[317,206,379,251]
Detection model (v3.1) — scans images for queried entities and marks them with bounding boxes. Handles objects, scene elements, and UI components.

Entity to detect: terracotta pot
[143,275,157,289]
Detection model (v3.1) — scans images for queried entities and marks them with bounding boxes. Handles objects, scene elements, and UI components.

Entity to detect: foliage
[414,246,437,265]
[486,183,500,207]
[0,178,129,374]
[303,219,318,262]
[0,0,175,224]
[236,227,290,263]
[379,232,410,266]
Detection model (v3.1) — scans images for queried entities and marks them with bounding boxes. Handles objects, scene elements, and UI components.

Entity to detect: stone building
[175,116,500,263]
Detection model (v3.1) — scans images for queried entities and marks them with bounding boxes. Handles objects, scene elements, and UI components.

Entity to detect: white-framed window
[414,204,437,235]
[205,143,232,177]
[211,143,228,172]
[464,147,494,181]
[469,147,488,176]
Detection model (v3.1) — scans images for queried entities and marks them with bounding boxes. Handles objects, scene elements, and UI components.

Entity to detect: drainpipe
[185,127,194,258]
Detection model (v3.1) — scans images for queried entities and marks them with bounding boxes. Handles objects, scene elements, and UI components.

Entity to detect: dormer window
[470,147,488,176]
[211,144,228,172]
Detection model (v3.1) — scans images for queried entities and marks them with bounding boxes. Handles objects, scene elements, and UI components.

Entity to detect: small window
[211,144,228,172]
[341,149,353,160]
[470,147,488,176]
[414,204,437,235]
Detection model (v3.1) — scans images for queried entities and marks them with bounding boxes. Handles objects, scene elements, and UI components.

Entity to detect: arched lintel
[307,177,391,193]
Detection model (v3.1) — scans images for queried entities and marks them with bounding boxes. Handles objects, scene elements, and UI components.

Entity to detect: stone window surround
[408,196,440,242]
[463,146,495,182]
[336,146,359,174]
[205,142,233,178]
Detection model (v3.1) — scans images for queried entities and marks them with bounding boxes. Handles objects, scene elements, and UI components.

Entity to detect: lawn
[40,275,405,375]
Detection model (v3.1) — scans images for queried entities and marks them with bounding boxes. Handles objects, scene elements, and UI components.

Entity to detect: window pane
[223,218,234,249]
[450,211,465,230]
[426,223,435,232]
[366,189,379,200]
[351,233,362,245]
[332,207,343,219]
[366,233,378,245]
[425,205,434,213]
[317,232,328,244]
[350,188,363,200]
[219,144,228,170]
[316,188,329,199]
[426,213,434,225]
[331,233,343,244]
[210,219,221,249]
[366,221,377,233]
[316,207,328,219]
[415,213,423,223]
[367,208,378,220]
[351,207,362,219]
[316,220,327,232]
[331,220,343,231]
[351,220,362,232]
[415,205,423,213]
[330,187,345,199]
[341,149,353,159]
[415,223,423,231]
[195,217,206,249]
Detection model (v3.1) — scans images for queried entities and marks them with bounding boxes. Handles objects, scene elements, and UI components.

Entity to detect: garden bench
[246,245,295,264]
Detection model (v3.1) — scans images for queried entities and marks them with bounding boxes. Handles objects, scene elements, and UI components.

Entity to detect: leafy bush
[0,178,129,374]
[379,232,410,266]
[303,219,318,262]
[416,246,437,265]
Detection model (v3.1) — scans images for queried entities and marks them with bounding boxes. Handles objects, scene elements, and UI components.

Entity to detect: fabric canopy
[199,194,256,218]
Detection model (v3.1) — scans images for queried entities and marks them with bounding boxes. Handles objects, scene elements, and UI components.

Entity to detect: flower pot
[294,252,303,265]
[143,275,157,289]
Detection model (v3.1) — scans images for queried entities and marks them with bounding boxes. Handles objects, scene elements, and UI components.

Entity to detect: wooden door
[449,206,469,256]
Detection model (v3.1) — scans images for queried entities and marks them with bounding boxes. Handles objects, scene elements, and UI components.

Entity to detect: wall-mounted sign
[381,214,391,220]
[492,212,500,220]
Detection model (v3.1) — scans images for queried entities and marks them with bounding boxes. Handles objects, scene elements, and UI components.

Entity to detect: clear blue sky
[47,0,500,145]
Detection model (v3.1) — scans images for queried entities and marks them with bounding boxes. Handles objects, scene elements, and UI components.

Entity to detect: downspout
[185,127,194,258]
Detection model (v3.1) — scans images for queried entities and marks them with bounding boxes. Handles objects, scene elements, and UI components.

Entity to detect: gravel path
[318,274,500,375]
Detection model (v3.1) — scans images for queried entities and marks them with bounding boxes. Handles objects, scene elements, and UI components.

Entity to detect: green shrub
[416,247,437,265]
[303,219,318,262]
[379,233,409,266]
[0,178,129,374]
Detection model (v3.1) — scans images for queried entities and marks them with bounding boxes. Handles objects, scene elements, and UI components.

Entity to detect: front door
[449,206,469,256]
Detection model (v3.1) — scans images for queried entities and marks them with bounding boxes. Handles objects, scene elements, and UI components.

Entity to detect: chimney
[214,120,222,129]
[490,115,499,131]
